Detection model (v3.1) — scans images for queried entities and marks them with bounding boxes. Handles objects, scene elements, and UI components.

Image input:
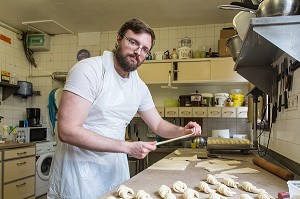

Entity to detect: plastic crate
[287,181,300,198]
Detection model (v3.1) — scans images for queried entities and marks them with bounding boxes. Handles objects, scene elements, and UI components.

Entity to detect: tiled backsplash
[129,117,250,145]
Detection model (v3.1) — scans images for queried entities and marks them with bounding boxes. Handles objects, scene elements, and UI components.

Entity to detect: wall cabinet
[137,62,171,84]
[2,144,36,199]
[176,60,211,82]
[138,58,247,85]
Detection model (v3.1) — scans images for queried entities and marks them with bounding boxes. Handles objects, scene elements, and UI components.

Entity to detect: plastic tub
[201,93,213,107]
[287,181,300,198]
[214,93,229,107]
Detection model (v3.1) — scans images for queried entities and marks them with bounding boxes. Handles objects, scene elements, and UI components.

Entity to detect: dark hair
[118,18,155,49]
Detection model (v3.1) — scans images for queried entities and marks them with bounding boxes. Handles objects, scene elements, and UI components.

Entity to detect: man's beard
[115,46,143,72]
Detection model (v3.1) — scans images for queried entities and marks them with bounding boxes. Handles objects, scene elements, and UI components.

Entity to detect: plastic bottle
[171,48,178,59]
[2,125,9,142]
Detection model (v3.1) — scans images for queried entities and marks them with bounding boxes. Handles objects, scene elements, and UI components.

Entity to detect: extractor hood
[234,15,300,97]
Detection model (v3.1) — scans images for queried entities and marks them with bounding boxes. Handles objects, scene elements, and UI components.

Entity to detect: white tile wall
[259,54,300,164]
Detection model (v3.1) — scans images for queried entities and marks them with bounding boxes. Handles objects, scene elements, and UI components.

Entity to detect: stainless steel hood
[234,15,300,96]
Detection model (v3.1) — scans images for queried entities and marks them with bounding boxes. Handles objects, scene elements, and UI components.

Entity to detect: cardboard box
[218,38,231,57]
[220,29,237,39]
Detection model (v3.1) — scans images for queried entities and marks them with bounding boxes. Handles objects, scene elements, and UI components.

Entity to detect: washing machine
[36,141,56,197]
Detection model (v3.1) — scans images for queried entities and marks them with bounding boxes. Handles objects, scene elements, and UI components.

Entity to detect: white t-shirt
[48,51,155,199]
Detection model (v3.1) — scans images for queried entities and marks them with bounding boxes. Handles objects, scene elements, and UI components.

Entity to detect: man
[48,18,201,199]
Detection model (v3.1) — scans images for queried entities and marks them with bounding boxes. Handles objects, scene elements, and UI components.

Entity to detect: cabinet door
[164,107,179,117]
[211,58,247,82]
[207,107,222,117]
[237,107,248,118]
[193,107,207,117]
[138,62,171,83]
[4,156,35,183]
[3,146,35,160]
[222,107,237,118]
[177,60,211,81]
[3,176,35,199]
[178,107,193,117]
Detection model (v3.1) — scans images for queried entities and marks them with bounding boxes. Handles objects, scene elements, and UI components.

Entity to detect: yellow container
[231,94,244,107]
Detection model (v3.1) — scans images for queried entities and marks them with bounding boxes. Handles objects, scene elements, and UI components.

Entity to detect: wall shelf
[0,82,20,100]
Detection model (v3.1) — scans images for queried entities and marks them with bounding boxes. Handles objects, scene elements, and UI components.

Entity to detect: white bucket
[212,129,230,138]
[214,93,229,107]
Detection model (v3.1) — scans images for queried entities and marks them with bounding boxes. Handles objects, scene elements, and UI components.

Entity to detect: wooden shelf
[0,82,20,101]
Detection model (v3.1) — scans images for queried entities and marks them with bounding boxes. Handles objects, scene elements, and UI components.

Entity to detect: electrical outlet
[287,94,298,111]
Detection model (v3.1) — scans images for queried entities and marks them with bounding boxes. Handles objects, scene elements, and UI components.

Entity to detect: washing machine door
[36,152,54,181]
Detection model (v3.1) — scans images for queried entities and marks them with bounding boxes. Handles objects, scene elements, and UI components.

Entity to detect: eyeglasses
[123,35,150,56]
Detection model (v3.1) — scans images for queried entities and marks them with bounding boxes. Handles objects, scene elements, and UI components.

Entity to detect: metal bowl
[192,137,207,148]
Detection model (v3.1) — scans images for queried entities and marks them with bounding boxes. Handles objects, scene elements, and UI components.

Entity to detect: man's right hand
[126,141,157,159]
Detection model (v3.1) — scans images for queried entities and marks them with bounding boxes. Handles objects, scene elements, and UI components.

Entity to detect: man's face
[115,30,152,72]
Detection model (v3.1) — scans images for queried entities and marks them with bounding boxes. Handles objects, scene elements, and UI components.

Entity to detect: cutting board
[147,159,190,170]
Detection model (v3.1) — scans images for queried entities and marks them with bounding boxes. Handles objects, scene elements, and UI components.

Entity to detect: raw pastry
[258,190,275,199]
[183,188,199,199]
[164,193,176,199]
[106,197,118,199]
[216,184,236,196]
[117,185,134,199]
[135,190,153,199]
[241,181,264,194]
[206,174,221,185]
[222,178,239,188]
[209,192,227,199]
[173,180,188,193]
[197,181,216,193]
[158,185,172,198]
[240,194,253,199]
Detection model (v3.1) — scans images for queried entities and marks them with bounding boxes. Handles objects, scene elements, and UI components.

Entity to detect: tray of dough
[206,137,251,151]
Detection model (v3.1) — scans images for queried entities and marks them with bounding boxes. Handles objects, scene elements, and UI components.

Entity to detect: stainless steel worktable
[102,148,289,199]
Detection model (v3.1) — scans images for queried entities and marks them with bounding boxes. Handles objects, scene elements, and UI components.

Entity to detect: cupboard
[138,57,247,84]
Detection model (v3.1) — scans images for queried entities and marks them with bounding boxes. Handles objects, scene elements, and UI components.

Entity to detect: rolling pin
[252,157,294,181]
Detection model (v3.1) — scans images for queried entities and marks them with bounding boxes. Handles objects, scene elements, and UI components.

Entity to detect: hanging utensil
[219,0,300,17]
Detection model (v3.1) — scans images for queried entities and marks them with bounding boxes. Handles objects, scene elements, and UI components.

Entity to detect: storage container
[287,181,300,198]
[214,93,229,107]
[201,93,213,107]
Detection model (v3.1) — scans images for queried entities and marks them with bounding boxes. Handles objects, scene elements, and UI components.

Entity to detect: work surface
[102,149,289,199]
